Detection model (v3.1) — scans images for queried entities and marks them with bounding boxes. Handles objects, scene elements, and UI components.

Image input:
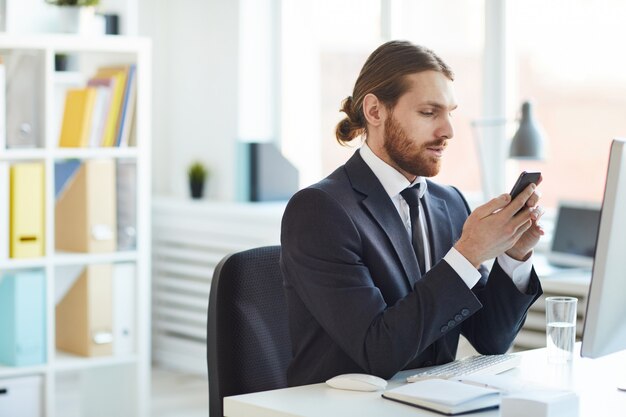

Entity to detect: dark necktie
[400,185,427,273]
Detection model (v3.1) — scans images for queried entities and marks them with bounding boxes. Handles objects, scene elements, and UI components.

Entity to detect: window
[509,0,626,207]
[389,0,485,196]
[280,0,384,186]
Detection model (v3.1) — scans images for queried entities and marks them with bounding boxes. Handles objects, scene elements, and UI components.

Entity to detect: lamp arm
[470,118,510,127]
[470,123,495,201]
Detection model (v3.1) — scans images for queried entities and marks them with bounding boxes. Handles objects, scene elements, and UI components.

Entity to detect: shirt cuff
[444,247,482,289]
[497,252,534,292]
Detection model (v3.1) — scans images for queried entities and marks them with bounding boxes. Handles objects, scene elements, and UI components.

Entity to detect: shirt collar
[359,142,428,199]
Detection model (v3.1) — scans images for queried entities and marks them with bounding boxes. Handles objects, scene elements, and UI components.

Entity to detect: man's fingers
[509,218,533,243]
[531,206,545,221]
[503,183,536,216]
[526,189,541,207]
[473,194,511,218]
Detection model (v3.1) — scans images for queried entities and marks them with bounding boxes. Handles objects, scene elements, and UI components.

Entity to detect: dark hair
[335,41,454,145]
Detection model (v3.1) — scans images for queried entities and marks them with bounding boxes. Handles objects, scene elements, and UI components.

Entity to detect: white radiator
[151,197,285,374]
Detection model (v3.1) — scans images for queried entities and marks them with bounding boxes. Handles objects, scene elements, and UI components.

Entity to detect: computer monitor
[581,138,626,368]
[548,200,601,269]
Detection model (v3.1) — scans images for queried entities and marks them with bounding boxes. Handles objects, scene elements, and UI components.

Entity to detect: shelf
[0,148,47,161]
[1,147,138,161]
[0,34,150,54]
[0,252,138,269]
[0,257,47,270]
[0,33,151,417]
[53,71,86,86]
[0,364,47,379]
[53,251,138,266]
[54,351,138,373]
[53,147,139,159]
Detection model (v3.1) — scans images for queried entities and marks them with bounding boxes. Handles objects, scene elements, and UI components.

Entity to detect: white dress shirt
[359,143,532,292]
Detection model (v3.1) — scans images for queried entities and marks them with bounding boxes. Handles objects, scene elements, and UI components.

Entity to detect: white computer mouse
[325,373,388,392]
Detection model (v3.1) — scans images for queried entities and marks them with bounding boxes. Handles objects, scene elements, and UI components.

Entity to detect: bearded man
[280,40,544,387]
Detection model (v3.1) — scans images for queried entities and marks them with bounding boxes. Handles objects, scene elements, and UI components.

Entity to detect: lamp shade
[509,101,547,160]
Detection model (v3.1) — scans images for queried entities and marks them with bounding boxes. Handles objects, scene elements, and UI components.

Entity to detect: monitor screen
[581,138,626,359]
[549,201,601,268]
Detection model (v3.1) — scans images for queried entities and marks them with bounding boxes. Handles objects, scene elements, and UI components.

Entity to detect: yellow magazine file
[55,159,117,253]
[9,163,45,258]
[58,87,97,148]
[56,264,113,357]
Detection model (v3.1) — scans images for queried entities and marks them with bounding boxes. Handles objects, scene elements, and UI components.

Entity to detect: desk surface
[224,346,626,417]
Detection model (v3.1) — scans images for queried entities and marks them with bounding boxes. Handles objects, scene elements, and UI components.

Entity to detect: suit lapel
[422,186,453,264]
[345,151,420,288]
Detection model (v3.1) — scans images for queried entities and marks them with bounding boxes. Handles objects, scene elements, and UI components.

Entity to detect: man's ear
[362,93,387,127]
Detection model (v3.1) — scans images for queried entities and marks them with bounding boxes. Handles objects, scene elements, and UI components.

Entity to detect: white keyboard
[406,354,522,383]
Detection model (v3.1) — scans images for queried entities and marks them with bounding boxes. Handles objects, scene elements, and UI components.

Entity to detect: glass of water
[545,296,578,363]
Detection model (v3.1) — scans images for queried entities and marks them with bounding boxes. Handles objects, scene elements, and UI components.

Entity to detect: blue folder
[0,270,46,366]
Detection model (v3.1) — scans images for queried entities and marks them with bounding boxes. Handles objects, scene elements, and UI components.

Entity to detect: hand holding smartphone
[509,171,541,199]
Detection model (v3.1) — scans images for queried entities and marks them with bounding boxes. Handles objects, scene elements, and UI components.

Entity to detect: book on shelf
[56,264,113,357]
[55,159,117,253]
[112,263,135,356]
[5,52,43,149]
[116,64,137,147]
[84,80,113,148]
[0,163,9,260]
[94,66,130,147]
[58,87,97,148]
[116,160,137,251]
[0,57,5,149]
[10,163,45,259]
[54,64,137,148]
[0,270,46,366]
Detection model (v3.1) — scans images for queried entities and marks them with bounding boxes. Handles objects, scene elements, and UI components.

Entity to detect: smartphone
[509,171,541,199]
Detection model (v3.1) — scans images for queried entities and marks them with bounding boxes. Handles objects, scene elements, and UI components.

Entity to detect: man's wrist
[454,241,481,269]
[505,248,533,262]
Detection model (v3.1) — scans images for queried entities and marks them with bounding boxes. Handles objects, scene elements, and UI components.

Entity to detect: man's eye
[420,111,434,116]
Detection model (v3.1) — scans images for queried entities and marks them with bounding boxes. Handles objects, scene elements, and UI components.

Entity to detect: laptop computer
[545,200,601,269]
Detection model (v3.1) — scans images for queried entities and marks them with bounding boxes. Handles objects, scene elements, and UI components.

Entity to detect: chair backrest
[207,245,291,417]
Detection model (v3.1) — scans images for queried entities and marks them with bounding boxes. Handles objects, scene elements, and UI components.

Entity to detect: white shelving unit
[0,34,151,417]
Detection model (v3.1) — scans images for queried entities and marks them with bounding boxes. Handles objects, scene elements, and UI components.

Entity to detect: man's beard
[383,115,445,178]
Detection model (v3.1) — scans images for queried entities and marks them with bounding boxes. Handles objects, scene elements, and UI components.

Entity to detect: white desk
[224,346,626,417]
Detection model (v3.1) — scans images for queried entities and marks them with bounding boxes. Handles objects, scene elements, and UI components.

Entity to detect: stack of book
[58,64,137,148]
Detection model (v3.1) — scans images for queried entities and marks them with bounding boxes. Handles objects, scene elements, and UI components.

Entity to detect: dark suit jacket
[280,150,542,386]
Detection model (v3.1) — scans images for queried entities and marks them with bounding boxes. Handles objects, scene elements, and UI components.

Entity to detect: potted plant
[45,0,101,34]
[188,161,208,199]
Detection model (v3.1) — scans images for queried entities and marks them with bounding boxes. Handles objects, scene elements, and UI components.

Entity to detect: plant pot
[190,180,204,199]
[56,6,102,35]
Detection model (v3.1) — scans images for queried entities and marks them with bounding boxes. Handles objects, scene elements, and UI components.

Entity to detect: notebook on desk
[536,200,600,276]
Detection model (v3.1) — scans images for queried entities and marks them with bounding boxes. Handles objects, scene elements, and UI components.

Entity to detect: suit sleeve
[449,187,544,353]
[281,188,484,378]
[462,260,542,353]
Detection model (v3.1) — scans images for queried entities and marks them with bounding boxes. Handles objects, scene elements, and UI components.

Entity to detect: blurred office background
[1,0,625,416]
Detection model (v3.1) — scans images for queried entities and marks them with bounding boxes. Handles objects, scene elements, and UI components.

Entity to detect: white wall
[139,0,240,200]
[97,0,138,35]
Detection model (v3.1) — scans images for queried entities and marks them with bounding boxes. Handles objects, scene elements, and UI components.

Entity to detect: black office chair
[207,246,292,417]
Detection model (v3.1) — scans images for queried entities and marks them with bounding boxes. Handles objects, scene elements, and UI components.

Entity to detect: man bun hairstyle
[336,96,365,143]
[335,40,454,145]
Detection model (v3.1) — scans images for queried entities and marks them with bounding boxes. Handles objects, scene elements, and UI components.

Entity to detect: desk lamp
[472,100,548,198]
[509,101,547,160]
